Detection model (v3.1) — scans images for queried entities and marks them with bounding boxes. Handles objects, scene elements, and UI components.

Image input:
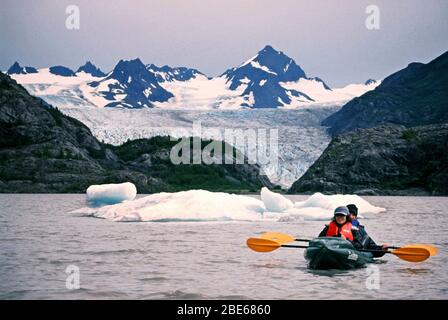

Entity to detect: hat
[347,204,358,216]
[334,206,349,216]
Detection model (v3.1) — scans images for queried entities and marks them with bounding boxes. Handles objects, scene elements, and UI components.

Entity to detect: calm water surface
[0,194,447,299]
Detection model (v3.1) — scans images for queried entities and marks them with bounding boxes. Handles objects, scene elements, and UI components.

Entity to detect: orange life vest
[326,221,354,241]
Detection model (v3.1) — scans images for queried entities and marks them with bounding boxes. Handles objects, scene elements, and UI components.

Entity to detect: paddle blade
[247,238,281,253]
[403,244,438,256]
[260,232,295,244]
[391,247,430,262]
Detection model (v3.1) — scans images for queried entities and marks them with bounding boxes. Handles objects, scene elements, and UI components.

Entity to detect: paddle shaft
[283,245,424,257]
[281,244,389,253]
[262,233,436,256]
[281,244,308,249]
[294,237,397,251]
[294,238,311,242]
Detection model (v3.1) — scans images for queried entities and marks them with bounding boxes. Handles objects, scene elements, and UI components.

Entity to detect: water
[0,194,447,299]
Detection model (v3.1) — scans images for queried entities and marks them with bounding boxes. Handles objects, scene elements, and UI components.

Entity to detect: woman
[318,206,363,249]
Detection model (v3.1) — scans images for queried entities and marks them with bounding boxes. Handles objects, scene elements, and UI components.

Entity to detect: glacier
[61,106,338,188]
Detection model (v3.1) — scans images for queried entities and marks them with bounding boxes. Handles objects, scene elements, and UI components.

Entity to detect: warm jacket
[351,219,360,227]
[357,225,387,258]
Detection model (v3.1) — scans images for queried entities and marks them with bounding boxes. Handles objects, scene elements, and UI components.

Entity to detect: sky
[1,0,448,87]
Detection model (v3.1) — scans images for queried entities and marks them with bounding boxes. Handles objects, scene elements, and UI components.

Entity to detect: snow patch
[250,61,277,75]
[280,78,380,107]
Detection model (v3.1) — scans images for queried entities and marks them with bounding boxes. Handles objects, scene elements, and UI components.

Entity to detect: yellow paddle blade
[260,232,295,244]
[247,238,281,253]
[402,244,438,256]
[391,247,430,262]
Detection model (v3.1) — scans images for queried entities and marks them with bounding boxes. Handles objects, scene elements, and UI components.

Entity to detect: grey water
[0,194,447,300]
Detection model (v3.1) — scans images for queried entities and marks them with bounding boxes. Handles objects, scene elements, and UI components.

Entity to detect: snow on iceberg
[73,189,266,222]
[71,188,385,222]
[283,192,385,220]
[86,182,137,205]
[261,187,293,212]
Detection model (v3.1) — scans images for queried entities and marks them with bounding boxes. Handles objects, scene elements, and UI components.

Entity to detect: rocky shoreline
[289,124,448,196]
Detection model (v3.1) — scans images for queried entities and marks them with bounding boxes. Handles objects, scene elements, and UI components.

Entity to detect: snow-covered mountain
[7,62,38,75]
[7,47,380,109]
[77,61,106,77]
[221,45,315,108]
[88,58,173,108]
[146,64,205,82]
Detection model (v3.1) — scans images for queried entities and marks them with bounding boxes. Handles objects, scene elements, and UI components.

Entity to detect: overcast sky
[1,0,447,86]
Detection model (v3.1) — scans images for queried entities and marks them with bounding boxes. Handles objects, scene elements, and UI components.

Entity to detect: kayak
[304,237,374,270]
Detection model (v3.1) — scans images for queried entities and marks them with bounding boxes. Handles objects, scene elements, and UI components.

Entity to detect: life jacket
[326,221,354,241]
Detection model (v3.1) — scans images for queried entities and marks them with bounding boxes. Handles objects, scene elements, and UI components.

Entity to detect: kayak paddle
[389,244,438,256]
[260,232,438,256]
[247,238,308,253]
[387,247,431,262]
[247,237,431,262]
[259,232,311,244]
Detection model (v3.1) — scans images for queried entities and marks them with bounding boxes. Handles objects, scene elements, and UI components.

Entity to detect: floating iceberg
[72,188,385,222]
[86,182,137,205]
[293,192,384,217]
[73,189,265,222]
[261,187,293,212]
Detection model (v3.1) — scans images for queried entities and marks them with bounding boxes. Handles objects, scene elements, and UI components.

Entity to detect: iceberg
[72,188,385,222]
[86,182,137,205]
[261,187,293,212]
[274,192,385,221]
[293,192,384,216]
[73,189,265,222]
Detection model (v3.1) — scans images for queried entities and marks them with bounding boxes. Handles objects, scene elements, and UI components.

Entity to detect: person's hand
[340,235,346,240]
[382,243,390,249]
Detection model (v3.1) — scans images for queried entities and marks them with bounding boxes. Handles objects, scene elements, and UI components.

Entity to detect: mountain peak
[364,79,378,85]
[49,65,76,77]
[77,61,106,77]
[118,58,144,66]
[146,64,205,82]
[255,46,306,81]
[96,58,174,108]
[220,46,311,108]
[7,61,38,75]
[110,59,149,79]
[260,45,278,54]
